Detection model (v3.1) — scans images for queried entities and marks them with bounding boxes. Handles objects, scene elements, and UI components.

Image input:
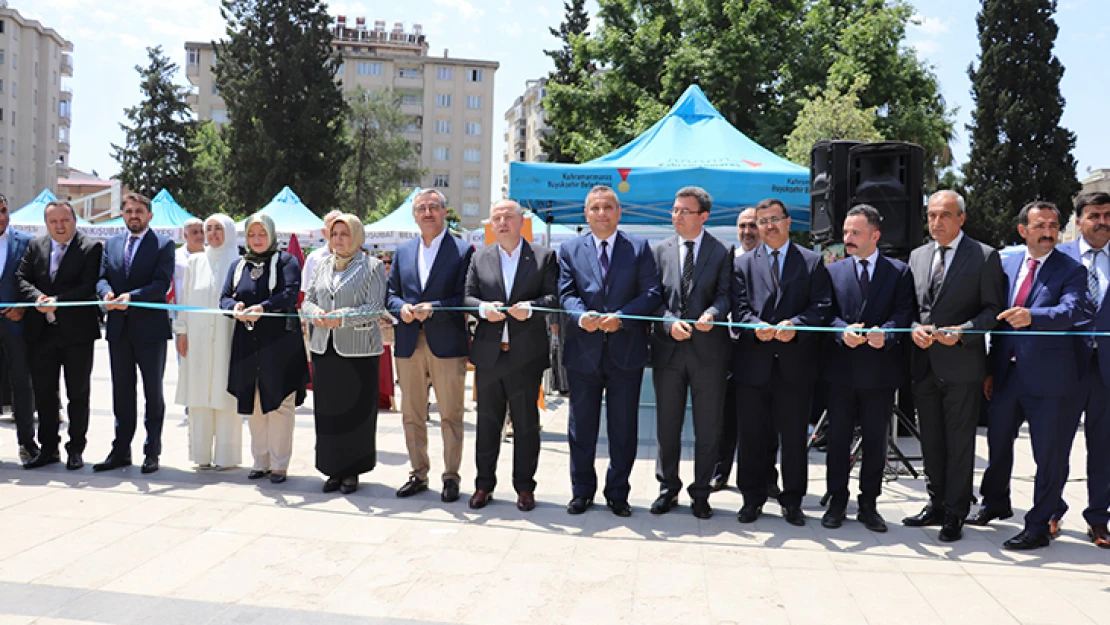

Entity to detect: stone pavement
[1,341,1108,625]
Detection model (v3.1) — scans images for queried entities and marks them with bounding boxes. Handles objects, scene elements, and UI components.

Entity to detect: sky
[21,0,1110,207]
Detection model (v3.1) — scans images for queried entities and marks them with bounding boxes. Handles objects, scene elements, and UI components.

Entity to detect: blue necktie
[599,240,610,284]
[124,235,139,276]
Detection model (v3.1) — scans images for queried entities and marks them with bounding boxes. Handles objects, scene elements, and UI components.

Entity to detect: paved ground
[1,341,1109,625]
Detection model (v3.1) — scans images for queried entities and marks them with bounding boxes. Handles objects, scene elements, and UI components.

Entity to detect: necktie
[680,240,695,318]
[1013,257,1039,308]
[1087,248,1102,306]
[858,258,870,300]
[50,243,66,280]
[599,240,610,284]
[124,235,139,276]
[929,245,949,301]
[770,249,781,297]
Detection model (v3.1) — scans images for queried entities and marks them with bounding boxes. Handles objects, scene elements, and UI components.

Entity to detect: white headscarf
[204,214,240,285]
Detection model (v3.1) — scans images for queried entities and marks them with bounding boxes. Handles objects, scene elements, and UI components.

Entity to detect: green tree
[214,0,347,216]
[962,0,1080,247]
[340,87,425,219]
[785,74,884,166]
[366,187,412,223]
[110,46,194,199]
[541,0,592,162]
[184,121,231,219]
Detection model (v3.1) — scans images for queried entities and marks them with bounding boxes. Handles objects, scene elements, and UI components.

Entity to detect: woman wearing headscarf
[220,213,309,484]
[175,214,242,469]
[302,215,387,494]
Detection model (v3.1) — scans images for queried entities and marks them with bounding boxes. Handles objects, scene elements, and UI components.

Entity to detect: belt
[500,342,510,352]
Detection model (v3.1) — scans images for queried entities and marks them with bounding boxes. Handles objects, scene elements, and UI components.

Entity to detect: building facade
[502,77,549,194]
[0,5,72,209]
[185,19,498,229]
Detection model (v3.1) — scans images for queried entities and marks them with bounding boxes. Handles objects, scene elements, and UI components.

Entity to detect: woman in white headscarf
[174,214,242,469]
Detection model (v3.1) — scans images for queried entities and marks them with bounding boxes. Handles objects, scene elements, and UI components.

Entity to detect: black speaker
[847,142,925,259]
[810,140,862,245]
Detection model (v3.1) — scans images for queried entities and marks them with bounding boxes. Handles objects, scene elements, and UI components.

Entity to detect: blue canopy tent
[11,189,92,229]
[365,188,421,247]
[97,189,196,228]
[237,186,324,236]
[509,85,811,230]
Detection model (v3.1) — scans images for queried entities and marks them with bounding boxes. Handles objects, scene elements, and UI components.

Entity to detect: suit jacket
[558,230,662,372]
[1057,239,1110,386]
[0,229,32,338]
[463,239,559,370]
[650,231,731,368]
[301,254,388,358]
[732,243,832,386]
[909,234,1007,384]
[17,231,103,344]
[386,232,474,359]
[95,230,175,342]
[987,250,1088,396]
[823,254,916,389]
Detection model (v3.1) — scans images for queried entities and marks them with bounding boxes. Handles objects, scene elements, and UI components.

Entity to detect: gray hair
[414,188,448,208]
[491,199,523,218]
[676,186,712,214]
[585,185,619,206]
[183,217,203,231]
[928,190,966,214]
[736,207,757,225]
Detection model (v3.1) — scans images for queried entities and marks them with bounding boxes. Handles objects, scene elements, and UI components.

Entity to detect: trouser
[914,369,981,518]
[395,330,467,483]
[474,353,543,493]
[715,365,780,491]
[189,407,243,468]
[824,385,894,508]
[736,362,812,509]
[108,338,168,459]
[246,389,296,472]
[0,327,36,450]
[1056,352,1110,526]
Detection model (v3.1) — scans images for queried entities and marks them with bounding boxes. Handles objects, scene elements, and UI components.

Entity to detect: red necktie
[1013,258,1039,308]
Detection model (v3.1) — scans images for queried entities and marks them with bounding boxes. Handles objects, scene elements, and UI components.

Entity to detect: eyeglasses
[414,203,444,214]
[756,216,788,226]
[672,208,705,217]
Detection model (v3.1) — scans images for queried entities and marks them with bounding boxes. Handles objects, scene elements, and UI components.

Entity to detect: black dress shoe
[737,503,763,524]
[323,477,341,493]
[938,513,963,542]
[709,476,726,492]
[857,506,888,533]
[782,505,806,527]
[691,498,712,519]
[140,456,159,474]
[1003,530,1050,550]
[606,498,632,517]
[966,506,1013,526]
[247,469,271,480]
[468,489,493,509]
[567,495,593,515]
[18,444,40,465]
[340,477,358,495]
[92,455,132,472]
[822,503,847,529]
[441,479,460,503]
[66,453,84,471]
[650,491,679,515]
[396,476,428,498]
[269,473,287,484]
[767,482,783,499]
[902,504,944,527]
[24,450,61,469]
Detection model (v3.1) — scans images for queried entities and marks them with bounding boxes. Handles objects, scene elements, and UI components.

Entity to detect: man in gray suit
[650,186,732,519]
[902,190,1007,542]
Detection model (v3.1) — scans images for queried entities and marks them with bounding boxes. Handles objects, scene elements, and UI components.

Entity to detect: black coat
[220,252,309,414]
[17,231,103,344]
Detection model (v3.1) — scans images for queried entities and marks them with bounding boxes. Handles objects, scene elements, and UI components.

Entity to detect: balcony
[60,85,73,101]
[400,102,422,116]
[58,109,71,127]
[60,54,73,77]
[186,63,200,79]
[58,138,71,153]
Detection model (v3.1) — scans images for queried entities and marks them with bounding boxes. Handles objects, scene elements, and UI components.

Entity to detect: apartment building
[0,4,73,209]
[185,18,498,229]
[502,77,549,194]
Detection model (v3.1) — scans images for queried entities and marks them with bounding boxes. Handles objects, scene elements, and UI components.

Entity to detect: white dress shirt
[678,230,704,275]
[1078,236,1109,308]
[0,230,9,278]
[174,246,192,303]
[930,230,964,282]
[854,248,879,281]
[1010,249,1052,307]
[764,241,791,278]
[300,246,333,293]
[577,232,619,330]
[479,239,532,342]
[417,228,447,290]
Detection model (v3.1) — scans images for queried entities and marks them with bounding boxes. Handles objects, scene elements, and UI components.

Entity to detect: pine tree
[214,0,347,215]
[541,0,591,163]
[962,0,1080,248]
[111,46,194,199]
[340,88,424,220]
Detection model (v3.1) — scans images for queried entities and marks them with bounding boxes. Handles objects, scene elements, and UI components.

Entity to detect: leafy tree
[183,121,231,219]
[366,187,412,223]
[541,0,592,162]
[214,0,347,216]
[340,87,425,219]
[111,46,194,199]
[785,74,884,166]
[962,0,1080,247]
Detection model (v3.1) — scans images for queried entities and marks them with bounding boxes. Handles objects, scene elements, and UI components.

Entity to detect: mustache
[1039,236,1056,243]
[1094,224,1110,232]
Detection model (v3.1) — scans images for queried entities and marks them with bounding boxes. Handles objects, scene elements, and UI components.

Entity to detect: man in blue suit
[968,201,1089,550]
[1050,191,1110,548]
[733,198,832,526]
[820,205,915,532]
[0,195,35,465]
[559,185,662,517]
[388,188,474,503]
[94,192,176,474]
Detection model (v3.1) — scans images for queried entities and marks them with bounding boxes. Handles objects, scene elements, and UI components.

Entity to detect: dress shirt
[578,232,619,329]
[930,230,964,282]
[478,238,533,343]
[47,235,74,324]
[678,230,705,275]
[764,241,791,278]
[417,228,447,291]
[735,244,756,258]
[174,246,192,303]
[300,246,333,293]
[0,230,9,277]
[1010,249,1052,307]
[1078,236,1109,308]
[854,248,879,281]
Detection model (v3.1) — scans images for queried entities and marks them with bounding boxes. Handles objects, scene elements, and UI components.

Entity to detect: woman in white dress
[174,214,242,469]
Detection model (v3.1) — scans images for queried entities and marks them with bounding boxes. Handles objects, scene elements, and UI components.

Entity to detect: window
[10,140,13,155]
[33,90,37,106]
[464,148,481,163]
[10,83,14,99]
[462,202,480,216]
[466,95,482,109]
[435,120,451,135]
[463,175,480,189]
[434,147,450,161]
[433,173,450,187]
[400,92,419,106]
[0,21,4,34]
[211,82,219,95]
[12,53,16,70]
[467,69,483,82]
[34,62,38,78]
[9,169,13,185]
[436,67,453,80]
[335,62,344,74]
[10,111,13,126]
[0,51,4,66]
[187,48,200,66]
[465,122,481,136]
[435,93,452,107]
[0,80,3,93]
[211,109,229,124]
[356,61,382,76]
[398,67,420,79]
[52,71,56,86]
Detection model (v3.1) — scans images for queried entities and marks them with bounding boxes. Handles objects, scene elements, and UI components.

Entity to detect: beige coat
[174,252,237,411]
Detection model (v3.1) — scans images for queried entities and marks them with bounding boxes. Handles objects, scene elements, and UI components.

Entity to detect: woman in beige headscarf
[302,214,388,494]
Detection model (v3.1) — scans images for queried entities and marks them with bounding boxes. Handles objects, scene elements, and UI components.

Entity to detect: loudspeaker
[848,142,925,259]
[810,140,862,245]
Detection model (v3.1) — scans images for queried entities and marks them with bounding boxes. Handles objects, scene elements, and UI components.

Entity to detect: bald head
[736,207,760,252]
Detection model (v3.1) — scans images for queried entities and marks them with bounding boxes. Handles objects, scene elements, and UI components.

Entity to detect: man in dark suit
[903,190,1007,542]
[559,185,662,517]
[463,200,558,512]
[821,205,916,532]
[649,186,731,519]
[17,200,102,470]
[0,195,35,465]
[968,201,1089,550]
[1055,191,1110,548]
[387,188,474,503]
[733,198,832,526]
[94,192,176,474]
